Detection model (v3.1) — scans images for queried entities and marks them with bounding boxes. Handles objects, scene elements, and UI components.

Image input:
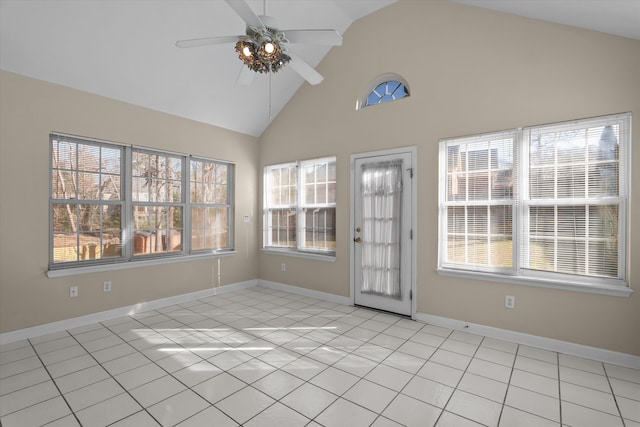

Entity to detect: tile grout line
[599,361,627,427]
[310,311,408,426]
[132,294,262,426]
[432,330,488,426]
[233,295,404,425]
[159,291,334,426]
[26,335,83,426]
[228,292,365,425]
[3,287,639,427]
[557,351,563,426]
[69,322,164,426]
[497,340,519,426]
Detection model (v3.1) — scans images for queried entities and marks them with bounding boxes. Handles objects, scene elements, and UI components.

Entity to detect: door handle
[354,237,361,243]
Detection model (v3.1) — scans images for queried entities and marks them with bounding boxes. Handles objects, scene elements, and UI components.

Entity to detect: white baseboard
[415,312,640,370]
[212,279,258,295]
[259,280,351,306]
[257,281,639,369]
[3,279,637,370]
[0,280,258,345]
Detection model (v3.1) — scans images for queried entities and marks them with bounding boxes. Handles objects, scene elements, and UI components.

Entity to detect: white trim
[437,268,633,297]
[438,113,631,297]
[356,73,410,110]
[212,280,257,295]
[415,311,640,370]
[4,278,637,371]
[0,279,257,345]
[260,249,335,262]
[258,280,351,306]
[47,251,237,278]
[350,146,418,317]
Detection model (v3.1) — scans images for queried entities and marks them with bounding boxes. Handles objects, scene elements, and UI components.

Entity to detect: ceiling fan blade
[287,51,323,85]
[283,29,343,46]
[175,35,240,48]
[236,65,255,86]
[225,0,264,28]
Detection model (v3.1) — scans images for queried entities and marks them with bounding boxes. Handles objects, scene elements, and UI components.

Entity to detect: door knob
[354,237,361,243]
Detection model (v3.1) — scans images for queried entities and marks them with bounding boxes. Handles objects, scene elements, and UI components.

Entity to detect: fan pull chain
[268,73,273,120]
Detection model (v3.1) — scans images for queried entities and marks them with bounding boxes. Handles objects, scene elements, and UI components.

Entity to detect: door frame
[350,146,418,318]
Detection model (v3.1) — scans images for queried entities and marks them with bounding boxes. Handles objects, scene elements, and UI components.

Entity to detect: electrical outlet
[505,295,515,309]
[70,286,78,298]
[281,263,286,272]
[103,281,112,292]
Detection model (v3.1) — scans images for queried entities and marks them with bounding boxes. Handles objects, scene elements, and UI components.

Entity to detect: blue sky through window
[366,80,408,106]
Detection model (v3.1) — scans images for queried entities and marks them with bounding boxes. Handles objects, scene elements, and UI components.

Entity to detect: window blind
[521,115,628,280]
[438,112,630,290]
[442,130,517,272]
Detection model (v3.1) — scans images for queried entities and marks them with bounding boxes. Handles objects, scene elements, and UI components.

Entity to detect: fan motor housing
[247,15,286,43]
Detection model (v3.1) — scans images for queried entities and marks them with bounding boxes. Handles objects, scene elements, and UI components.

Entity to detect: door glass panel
[360,160,403,299]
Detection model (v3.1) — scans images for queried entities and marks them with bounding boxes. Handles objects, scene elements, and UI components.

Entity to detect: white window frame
[263,156,336,258]
[189,157,234,253]
[438,113,632,297]
[356,73,410,110]
[130,147,186,259]
[49,133,235,275]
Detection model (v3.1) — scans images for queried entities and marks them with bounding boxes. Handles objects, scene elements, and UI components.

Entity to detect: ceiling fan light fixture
[257,40,282,62]
[234,38,290,74]
[264,41,275,54]
[270,53,291,73]
[235,40,255,63]
[176,0,342,85]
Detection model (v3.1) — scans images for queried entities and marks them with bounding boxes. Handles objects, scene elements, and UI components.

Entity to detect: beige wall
[1,0,639,357]
[259,0,640,355]
[0,71,260,333]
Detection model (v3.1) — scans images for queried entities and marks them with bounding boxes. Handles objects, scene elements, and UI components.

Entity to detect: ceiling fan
[175,0,343,85]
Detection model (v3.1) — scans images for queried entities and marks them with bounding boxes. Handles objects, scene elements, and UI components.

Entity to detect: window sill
[47,251,237,278]
[260,248,336,262]
[437,268,633,297]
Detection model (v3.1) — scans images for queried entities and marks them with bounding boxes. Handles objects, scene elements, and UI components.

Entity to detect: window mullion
[585,204,590,275]
[514,128,523,274]
[184,158,191,254]
[464,206,469,264]
[486,205,491,266]
[297,164,303,251]
[554,205,558,272]
[123,146,133,260]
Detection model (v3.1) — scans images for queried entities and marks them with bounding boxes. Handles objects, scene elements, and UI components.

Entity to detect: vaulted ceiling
[1,0,638,137]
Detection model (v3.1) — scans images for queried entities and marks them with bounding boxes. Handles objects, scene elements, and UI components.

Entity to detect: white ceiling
[1,0,639,137]
[0,0,395,137]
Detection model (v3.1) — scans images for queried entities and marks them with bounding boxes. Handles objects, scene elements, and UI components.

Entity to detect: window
[357,73,410,110]
[264,157,336,255]
[131,149,184,255]
[50,134,234,270]
[51,137,124,263]
[365,81,408,106]
[438,113,630,294]
[190,158,231,251]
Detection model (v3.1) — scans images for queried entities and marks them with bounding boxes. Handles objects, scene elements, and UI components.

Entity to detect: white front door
[351,149,415,316]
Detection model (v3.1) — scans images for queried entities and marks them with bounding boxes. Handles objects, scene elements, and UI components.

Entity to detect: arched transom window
[358,74,410,110]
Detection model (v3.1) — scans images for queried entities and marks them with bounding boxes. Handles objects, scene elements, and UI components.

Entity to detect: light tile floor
[1,286,639,427]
